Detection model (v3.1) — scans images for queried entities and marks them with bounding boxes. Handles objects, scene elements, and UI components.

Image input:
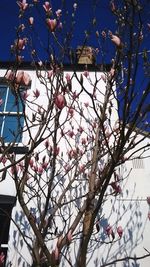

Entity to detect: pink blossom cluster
[0,252,5,265]
[5,70,31,87]
[105,225,123,239]
[29,157,49,175]
[110,181,122,194]
[16,38,27,50]
[17,0,28,12]
[43,2,63,32]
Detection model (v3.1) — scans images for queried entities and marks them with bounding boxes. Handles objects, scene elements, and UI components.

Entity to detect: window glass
[0,85,24,143]
[0,196,16,267]
[0,116,24,142]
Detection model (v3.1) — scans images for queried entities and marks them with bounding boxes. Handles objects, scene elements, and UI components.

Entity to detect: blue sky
[0,0,149,64]
[0,1,18,61]
[0,0,115,62]
[0,0,150,130]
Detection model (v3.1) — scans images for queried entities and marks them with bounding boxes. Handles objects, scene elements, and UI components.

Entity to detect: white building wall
[0,67,150,267]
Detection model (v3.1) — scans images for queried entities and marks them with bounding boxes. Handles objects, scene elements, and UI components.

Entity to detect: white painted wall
[0,68,150,267]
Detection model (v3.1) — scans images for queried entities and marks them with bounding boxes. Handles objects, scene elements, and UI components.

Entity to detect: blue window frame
[0,85,24,143]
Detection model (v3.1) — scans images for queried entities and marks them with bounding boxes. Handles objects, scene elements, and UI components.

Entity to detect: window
[0,85,24,143]
[0,195,16,267]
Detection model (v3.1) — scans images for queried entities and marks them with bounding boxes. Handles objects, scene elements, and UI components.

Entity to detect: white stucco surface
[0,67,150,267]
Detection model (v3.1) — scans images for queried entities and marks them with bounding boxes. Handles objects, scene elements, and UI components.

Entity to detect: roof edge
[0,61,111,72]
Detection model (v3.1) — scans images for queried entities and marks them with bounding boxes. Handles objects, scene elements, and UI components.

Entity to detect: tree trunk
[77,196,96,267]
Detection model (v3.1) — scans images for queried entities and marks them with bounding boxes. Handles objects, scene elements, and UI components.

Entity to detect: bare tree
[0,1,150,267]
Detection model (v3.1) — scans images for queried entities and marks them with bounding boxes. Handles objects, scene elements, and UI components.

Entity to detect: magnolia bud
[55,94,66,109]
[117,226,123,238]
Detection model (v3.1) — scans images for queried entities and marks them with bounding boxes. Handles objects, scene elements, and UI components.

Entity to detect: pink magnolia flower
[52,245,59,261]
[81,138,86,145]
[68,130,74,138]
[16,38,27,50]
[47,19,57,32]
[29,17,34,25]
[0,252,5,264]
[65,73,71,83]
[15,71,30,86]
[110,1,116,12]
[79,164,85,173]
[22,72,31,86]
[101,74,107,83]
[139,31,143,42]
[56,9,62,17]
[68,149,77,159]
[95,31,99,38]
[110,181,122,194]
[55,94,66,109]
[84,102,89,107]
[17,0,28,11]
[101,30,106,38]
[11,166,19,175]
[68,107,74,117]
[72,91,79,99]
[109,68,115,78]
[18,162,24,171]
[106,225,115,240]
[43,1,51,12]
[106,225,113,236]
[83,71,89,78]
[110,34,122,48]
[44,139,50,149]
[18,23,25,31]
[16,71,24,84]
[64,164,71,172]
[38,61,43,66]
[57,22,63,30]
[117,226,123,238]
[78,126,83,133]
[29,159,34,168]
[147,197,150,205]
[42,162,48,170]
[0,156,7,165]
[33,89,40,98]
[48,70,54,78]
[32,165,38,172]
[38,166,44,175]
[0,99,3,105]
[5,70,15,81]
[53,146,60,156]
[22,91,29,101]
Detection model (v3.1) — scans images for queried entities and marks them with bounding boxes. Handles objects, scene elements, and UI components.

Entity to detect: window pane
[7,89,23,112]
[0,86,23,113]
[1,116,24,143]
[0,85,24,143]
